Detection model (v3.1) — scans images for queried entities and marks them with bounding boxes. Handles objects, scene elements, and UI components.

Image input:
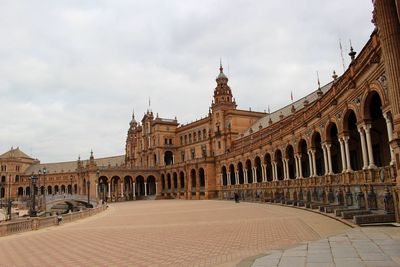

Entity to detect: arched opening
[326,122,342,173]
[299,139,310,177]
[54,185,59,194]
[275,150,284,180]
[61,185,66,194]
[135,176,145,197]
[17,187,24,196]
[245,159,253,183]
[285,145,296,179]
[67,185,72,194]
[221,166,228,186]
[123,176,133,200]
[229,164,236,185]
[47,186,52,195]
[179,172,185,192]
[173,172,178,193]
[164,151,174,165]
[161,174,165,193]
[147,176,156,195]
[264,153,273,182]
[199,168,205,193]
[74,184,78,194]
[237,162,244,184]
[40,186,45,195]
[312,132,325,176]
[190,169,196,194]
[364,92,391,167]
[111,176,121,199]
[344,110,363,170]
[26,187,31,196]
[98,176,109,202]
[167,173,172,193]
[254,157,262,183]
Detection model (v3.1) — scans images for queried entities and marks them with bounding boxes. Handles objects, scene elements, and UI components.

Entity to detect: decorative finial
[332,70,338,80]
[317,71,321,89]
[349,40,356,61]
[219,58,223,73]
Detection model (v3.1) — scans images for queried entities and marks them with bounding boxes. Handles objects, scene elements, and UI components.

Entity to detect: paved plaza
[0,200,351,267]
[250,227,400,267]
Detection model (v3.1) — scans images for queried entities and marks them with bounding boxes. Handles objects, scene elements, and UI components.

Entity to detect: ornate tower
[212,63,237,111]
[125,110,139,167]
[211,64,237,156]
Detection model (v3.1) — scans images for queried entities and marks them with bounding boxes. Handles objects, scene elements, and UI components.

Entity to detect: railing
[0,205,107,237]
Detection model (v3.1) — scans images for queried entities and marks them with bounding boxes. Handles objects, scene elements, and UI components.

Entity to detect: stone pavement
[250,227,400,267]
[0,200,350,267]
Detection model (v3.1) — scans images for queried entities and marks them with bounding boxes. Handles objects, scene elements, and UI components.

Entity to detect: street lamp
[70,175,73,195]
[0,180,4,209]
[43,167,47,212]
[30,173,38,217]
[87,178,91,207]
[7,174,12,221]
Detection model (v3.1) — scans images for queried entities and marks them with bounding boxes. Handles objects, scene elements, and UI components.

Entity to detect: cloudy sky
[0,0,374,163]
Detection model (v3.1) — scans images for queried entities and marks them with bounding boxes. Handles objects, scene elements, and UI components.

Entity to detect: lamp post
[30,173,38,217]
[70,175,73,195]
[87,178,91,207]
[7,174,12,221]
[0,180,4,209]
[43,167,47,212]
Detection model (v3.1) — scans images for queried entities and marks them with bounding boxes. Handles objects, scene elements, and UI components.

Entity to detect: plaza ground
[0,200,351,266]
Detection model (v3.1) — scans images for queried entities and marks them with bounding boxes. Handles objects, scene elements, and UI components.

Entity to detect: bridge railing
[0,205,107,237]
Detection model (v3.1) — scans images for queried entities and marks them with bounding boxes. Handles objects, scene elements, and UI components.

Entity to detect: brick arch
[342,107,360,133]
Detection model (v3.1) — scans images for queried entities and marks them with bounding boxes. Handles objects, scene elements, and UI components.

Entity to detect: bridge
[43,194,96,214]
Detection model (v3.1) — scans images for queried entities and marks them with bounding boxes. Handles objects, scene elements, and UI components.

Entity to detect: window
[169,139,172,144]
[218,141,221,149]
[189,134,192,143]
[193,132,197,142]
[191,148,195,159]
[181,151,185,162]
[164,138,168,145]
[184,135,187,144]
[180,136,183,145]
[15,175,19,183]
[198,131,201,141]
[203,129,206,139]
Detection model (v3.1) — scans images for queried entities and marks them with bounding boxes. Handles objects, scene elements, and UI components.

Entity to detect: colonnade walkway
[0,200,365,267]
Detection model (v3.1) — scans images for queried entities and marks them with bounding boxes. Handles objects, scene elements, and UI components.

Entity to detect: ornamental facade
[1,0,400,222]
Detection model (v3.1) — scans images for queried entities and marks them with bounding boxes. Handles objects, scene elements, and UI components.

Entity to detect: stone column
[282,159,288,180]
[227,173,231,185]
[271,162,276,181]
[383,112,396,165]
[343,136,352,172]
[311,150,317,177]
[235,171,239,184]
[364,124,377,168]
[108,183,111,198]
[294,155,299,178]
[253,167,257,183]
[244,169,248,184]
[358,126,369,169]
[120,182,124,197]
[326,143,333,175]
[273,162,278,181]
[308,151,314,177]
[298,155,303,178]
[339,137,347,173]
[322,144,328,175]
[133,182,136,197]
[262,164,266,182]
[156,182,159,196]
